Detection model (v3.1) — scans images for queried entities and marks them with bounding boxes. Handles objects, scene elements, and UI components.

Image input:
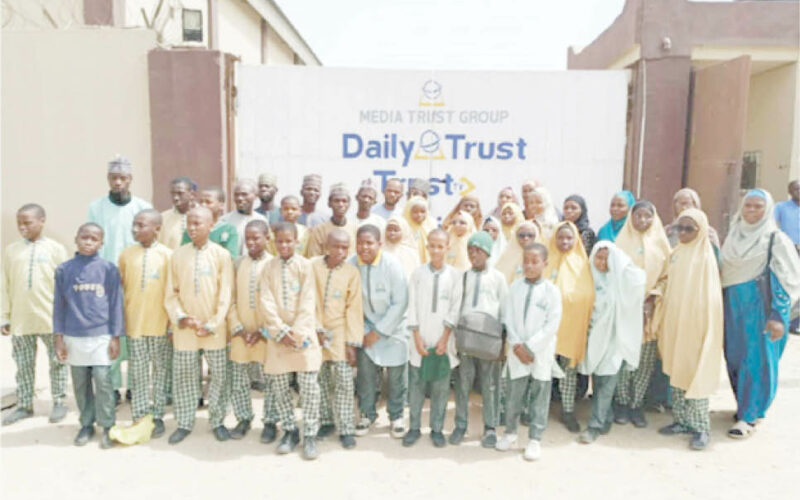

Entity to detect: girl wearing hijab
[597,190,636,242]
[442,194,482,230]
[563,195,596,255]
[577,242,646,443]
[654,208,723,451]
[545,221,594,433]
[403,196,435,263]
[496,221,542,284]
[612,200,671,428]
[482,216,507,268]
[445,211,477,271]
[524,187,560,240]
[665,188,721,249]
[491,187,519,218]
[521,179,539,204]
[721,189,800,439]
[384,215,421,278]
[500,202,525,243]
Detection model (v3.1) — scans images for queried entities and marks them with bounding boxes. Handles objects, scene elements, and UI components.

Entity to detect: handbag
[419,348,451,382]
[455,272,506,361]
[754,232,776,317]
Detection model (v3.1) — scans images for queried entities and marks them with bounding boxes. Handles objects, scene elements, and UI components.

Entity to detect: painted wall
[218,0,263,64]
[743,62,799,200]
[1,0,84,29]
[263,22,295,65]
[1,29,157,250]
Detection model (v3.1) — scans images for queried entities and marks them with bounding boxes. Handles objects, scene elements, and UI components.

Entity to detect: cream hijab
[483,216,507,268]
[655,208,723,399]
[496,220,541,284]
[403,196,435,263]
[500,202,525,242]
[384,215,421,278]
[445,210,477,271]
[579,242,646,376]
[545,221,595,366]
[721,189,800,305]
[529,187,560,239]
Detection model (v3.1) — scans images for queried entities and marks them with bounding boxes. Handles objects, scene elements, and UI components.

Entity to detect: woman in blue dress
[721,189,800,439]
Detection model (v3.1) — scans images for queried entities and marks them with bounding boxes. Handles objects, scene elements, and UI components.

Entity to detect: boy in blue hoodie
[53,223,124,449]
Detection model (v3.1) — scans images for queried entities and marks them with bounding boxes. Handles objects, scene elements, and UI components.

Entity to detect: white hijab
[483,216,507,268]
[579,241,646,376]
[721,189,800,305]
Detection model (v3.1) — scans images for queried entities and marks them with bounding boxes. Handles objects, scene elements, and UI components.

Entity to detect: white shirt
[407,263,462,368]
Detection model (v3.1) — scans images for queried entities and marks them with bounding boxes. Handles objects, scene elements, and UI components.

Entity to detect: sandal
[727,420,756,439]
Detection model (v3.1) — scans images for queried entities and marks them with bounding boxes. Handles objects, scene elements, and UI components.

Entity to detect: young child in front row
[2,204,69,426]
[226,220,273,440]
[312,229,364,449]
[577,242,645,444]
[260,222,322,460]
[53,223,123,449]
[405,228,462,447]
[118,209,172,439]
[165,207,234,445]
[450,231,509,448]
[496,243,562,461]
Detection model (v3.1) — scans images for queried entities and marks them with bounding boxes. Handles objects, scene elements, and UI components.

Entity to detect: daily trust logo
[342,79,527,195]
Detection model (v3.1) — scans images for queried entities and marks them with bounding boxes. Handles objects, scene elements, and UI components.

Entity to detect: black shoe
[125,390,132,403]
[100,427,114,449]
[303,437,319,460]
[250,381,267,392]
[277,430,300,454]
[658,423,691,436]
[48,403,67,423]
[402,429,421,447]
[562,412,580,433]
[448,427,466,445]
[690,431,709,450]
[629,408,648,428]
[614,405,630,425]
[151,419,166,438]
[339,434,357,449]
[114,391,122,407]
[431,431,446,448]
[168,428,191,445]
[213,426,231,442]
[480,428,497,448]
[317,423,336,439]
[230,419,251,440]
[2,407,33,426]
[260,423,278,444]
[74,426,95,446]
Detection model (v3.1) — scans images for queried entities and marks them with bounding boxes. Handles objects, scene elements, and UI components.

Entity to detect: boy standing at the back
[53,223,124,448]
[2,204,69,426]
[118,209,172,438]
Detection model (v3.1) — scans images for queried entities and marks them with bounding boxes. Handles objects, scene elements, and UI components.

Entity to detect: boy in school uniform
[306,183,358,259]
[450,231,509,448]
[165,207,234,444]
[259,222,323,460]
[351,224,409,438]
[496,243,562,461]
[118,209,172,438]
[404,228,462,447]
[226,220,272,439]
[182,187,239,258]
[311,229,364,449]
[159,177,196,251]
[2,204,70,426]
[53,223,123,448]
[267,195,309,256]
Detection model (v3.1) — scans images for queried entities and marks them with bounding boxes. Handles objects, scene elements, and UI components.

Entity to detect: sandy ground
[1,337,799,500]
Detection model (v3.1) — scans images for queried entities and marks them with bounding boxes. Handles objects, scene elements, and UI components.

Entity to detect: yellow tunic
[118,242,172,337]
[311,256,364,362]
[227,253,272,363]
[305,219,357,258]
[164,242,234,351]
[259,255,321,374]
[158,207,187,250]
[1,237,69,335]
[545,221,595,365]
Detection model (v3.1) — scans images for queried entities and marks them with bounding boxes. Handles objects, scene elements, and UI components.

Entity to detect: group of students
[2,156,799,462]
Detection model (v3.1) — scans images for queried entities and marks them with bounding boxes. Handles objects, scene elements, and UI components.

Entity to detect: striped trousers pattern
[128,336,169,420]
[11,334,67,409]
[173,348,227,430]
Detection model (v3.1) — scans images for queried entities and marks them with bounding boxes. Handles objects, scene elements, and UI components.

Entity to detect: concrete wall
[2,0,84,29]
[119,0,208,46]
[263,21,295,65]
[1,29,157,250]
[218,0,263,64]
[743,62,799,199]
